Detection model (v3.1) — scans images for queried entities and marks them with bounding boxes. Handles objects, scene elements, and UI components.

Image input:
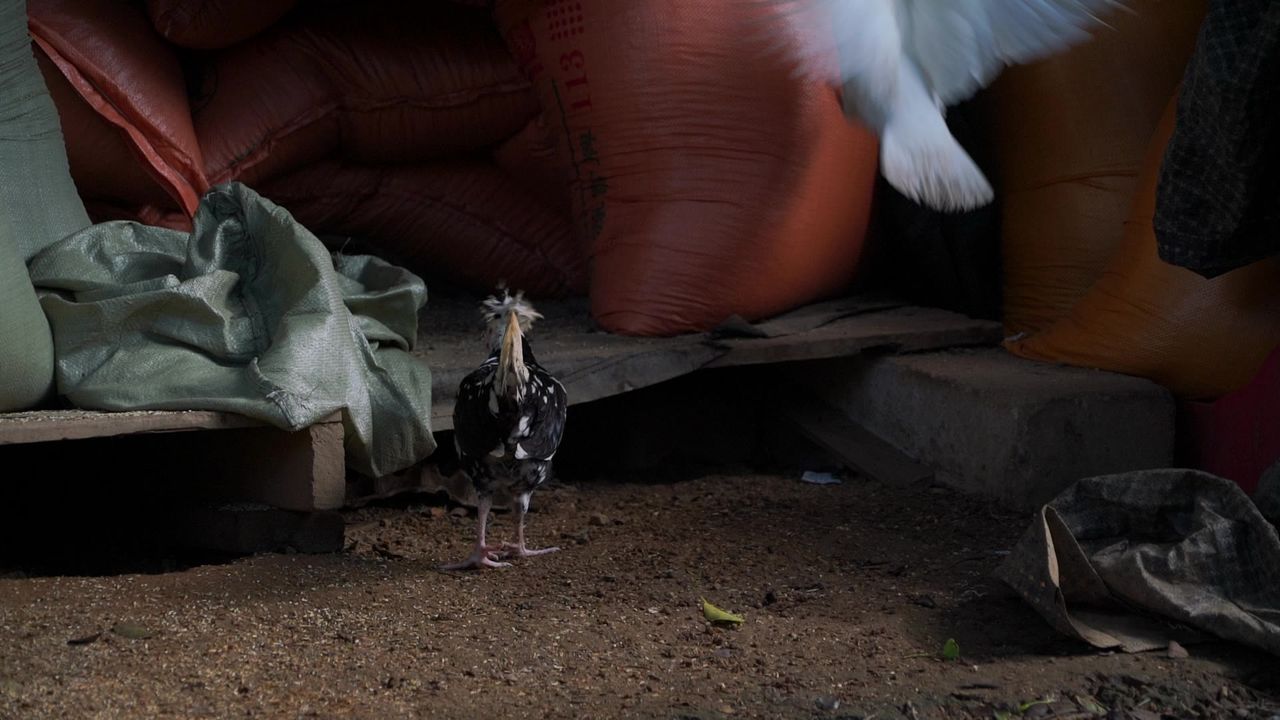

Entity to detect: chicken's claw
[439,549,512,571]
[499,543,561,559]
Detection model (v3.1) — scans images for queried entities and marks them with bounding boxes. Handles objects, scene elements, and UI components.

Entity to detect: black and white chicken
[441,289,567,571]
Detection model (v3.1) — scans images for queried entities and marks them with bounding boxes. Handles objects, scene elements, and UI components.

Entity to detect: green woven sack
[29,182,437,477]
[0,0,91,411]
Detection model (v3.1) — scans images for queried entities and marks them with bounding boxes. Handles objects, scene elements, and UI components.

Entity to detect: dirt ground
[1,470,1277,719]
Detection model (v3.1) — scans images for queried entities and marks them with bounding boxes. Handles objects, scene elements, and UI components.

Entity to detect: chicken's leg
[440,496,511,570]
[501,492,560,559]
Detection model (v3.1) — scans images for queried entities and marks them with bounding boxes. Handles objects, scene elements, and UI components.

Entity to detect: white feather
[756,0,901,124]
[753,0,1123,212]
[902,0,1124,106]
[879,53,993,211]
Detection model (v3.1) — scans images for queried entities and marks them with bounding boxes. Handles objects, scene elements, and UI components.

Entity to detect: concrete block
[786,348,1175,509]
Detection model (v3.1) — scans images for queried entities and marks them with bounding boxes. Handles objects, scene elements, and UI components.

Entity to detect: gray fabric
[997,469,1280,657]
[1256,461,1280,528]
[1154,0,1280,277]
[28,182,436,478]
[0,0,91,410]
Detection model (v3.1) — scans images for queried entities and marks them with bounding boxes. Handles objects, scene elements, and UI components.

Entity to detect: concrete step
[784,348,1175,510]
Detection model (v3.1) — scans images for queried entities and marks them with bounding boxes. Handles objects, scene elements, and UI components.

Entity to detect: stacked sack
[1005,93,1280,400]
[975,0,1208,338]
[976,0,1280,401]
[29,0,586,298]
[974,0,1280,494]
[28,0,880,335]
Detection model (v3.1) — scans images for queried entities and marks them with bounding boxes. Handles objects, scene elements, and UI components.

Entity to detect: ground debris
[0,472,1274,719]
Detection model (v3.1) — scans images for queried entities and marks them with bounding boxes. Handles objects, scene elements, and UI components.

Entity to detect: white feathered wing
[757,0,1123,212]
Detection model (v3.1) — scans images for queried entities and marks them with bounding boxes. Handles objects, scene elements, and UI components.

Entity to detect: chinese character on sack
[579,131,599,164]
[588,172,609,198]
[590,205,606,237]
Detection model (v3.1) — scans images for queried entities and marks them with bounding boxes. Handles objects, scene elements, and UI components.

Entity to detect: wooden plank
[0,409,271,445]
[0,410,346,512]
[429,342,727,430]
[0,408,345,445]
[419,295,1001,431]
[163,420,347,512]
[707,306,1001,368]
[707,297,907,339]
[779,391,935,487]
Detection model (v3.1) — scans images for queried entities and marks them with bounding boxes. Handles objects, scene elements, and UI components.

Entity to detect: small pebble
[814,695,840,711]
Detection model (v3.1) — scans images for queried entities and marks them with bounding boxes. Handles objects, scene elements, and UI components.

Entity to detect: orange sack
[976,0,1207,336]
[28,0,208,217]
[491,115,571,217]
[34,47,180,215]
[492,0,879,336]
[144,0,299,50]
[260,160,587,299]
[194,1,540,189]
[1007,94,1280,400]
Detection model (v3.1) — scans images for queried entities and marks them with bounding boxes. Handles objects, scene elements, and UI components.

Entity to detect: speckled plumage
[453,339,567,498]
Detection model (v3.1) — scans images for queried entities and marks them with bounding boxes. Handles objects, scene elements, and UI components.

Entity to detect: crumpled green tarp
[28,182,436,478]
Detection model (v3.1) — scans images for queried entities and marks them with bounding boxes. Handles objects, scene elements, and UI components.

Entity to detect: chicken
[441,289,567,571]
[758,0,1124,212]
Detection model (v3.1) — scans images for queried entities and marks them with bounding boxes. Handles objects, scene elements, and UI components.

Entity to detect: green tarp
[0,0,91,410]
[1,0,435,476]
[29,182,437,477]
